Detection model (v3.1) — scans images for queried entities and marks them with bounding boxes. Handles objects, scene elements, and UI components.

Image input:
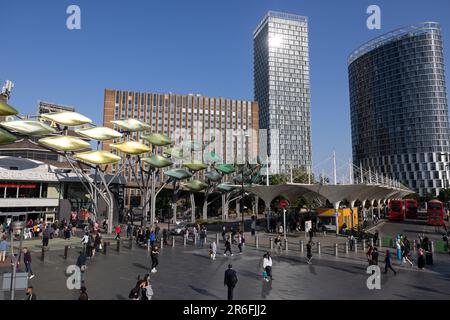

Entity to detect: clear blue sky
[1,0,449,171]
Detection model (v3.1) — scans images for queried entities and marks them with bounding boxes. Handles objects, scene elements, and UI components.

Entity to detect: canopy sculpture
[0,104,123,233]
[109,119,176,226]
[243,183,412,232]
[201,151,225,220]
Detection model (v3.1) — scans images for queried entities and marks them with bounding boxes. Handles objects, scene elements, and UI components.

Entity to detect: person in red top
[115,225,122,240]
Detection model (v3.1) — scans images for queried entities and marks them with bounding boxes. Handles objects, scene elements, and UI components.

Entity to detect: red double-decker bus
[388,200,405,221]
[427,200,444,226]
[405,199,418,219]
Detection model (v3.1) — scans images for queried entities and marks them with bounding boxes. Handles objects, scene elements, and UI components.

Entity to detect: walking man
[22,248,35,279]
[371,247,379,265]
[150,245,159,273]
[384,249,397,275]
[224,237,233,257]
[199,228,206,248]
[127,223,133,239]
[237,232,244,253]
[306,241,313,264]
[25,286,37,300]
[224,264,238,300]
[76,251,87,284]
[42,225,50,248]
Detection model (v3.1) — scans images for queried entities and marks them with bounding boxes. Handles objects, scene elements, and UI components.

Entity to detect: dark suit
[224,269,237,300]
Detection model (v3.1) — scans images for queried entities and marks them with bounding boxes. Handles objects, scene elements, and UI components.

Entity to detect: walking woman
[263,252,273,281]
[366,245,373,265]
[139,274,154,300]
[306,241,313,264]
[417,248,425,270]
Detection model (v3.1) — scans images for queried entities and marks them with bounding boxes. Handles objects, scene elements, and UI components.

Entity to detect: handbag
[80,265,87,272]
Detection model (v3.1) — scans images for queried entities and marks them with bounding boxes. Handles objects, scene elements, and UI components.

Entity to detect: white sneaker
[224,253,226,256]
[231,254,234,257]
[29,274,35,279]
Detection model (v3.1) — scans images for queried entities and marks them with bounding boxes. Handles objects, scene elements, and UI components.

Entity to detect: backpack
[129,287,140,300]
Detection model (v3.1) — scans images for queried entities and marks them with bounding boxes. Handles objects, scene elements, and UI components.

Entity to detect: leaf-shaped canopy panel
[164,168,192,181]
[142,155,173,168]
[217,182,236,193]
[142,133,172,146]
[163,147,184,158]
[0,128,16,145]
[216,164,235,175]
[111,119,150,132]
[73,150,121,165]
[205,151,222,164]
[182,140,203,151]
[41,111,92,126]
[76,127,123,141]
[183,160,208,172]
[110,141,150,155]
[0,101,19,116]
[183,180,208,192]
[38,136,91,152]
[205,170,222,182]
[0,120,56,136]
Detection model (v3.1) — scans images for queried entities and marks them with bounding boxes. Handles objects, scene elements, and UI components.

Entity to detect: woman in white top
[210,241,217,260]
[263,252,273,282]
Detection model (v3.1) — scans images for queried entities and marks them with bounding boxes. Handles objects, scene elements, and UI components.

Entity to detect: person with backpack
[263,252,273,281]
[150,245,159,273]
[224,264,238,300]
[139,274,154,300]
[224,237,233,257]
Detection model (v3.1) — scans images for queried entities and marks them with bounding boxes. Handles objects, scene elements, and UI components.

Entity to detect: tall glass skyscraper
[254,11,312,174]
[349,22,450,196]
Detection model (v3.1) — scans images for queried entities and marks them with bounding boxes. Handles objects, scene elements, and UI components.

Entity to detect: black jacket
[224,269,237,287]
[23,251,32,264]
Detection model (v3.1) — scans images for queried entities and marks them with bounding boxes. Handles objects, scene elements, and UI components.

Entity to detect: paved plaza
[1,221,450,300]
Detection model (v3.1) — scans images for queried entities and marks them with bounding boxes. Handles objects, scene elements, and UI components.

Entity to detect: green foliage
[403,193,420,201]
[437,189,450,203]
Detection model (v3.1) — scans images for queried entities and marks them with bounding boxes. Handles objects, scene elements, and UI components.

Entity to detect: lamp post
[9,220,25,300]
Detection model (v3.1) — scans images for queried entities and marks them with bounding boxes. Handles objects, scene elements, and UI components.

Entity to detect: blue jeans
[25,261,33,275]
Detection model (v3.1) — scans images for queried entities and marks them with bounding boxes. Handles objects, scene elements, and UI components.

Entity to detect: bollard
[323,231,326,237]
[317,241,321,255]
[413,240,416,252]
[370,238,374,247]
[216,233,220,245]
[335,243,338,257]
[103,242,108,255]
[129,238,133,250]
[172,237,175,248]
[255,235,259,249]
[41,247,45,261]
[378,238,382,248]
[147,239,151,252]
[269,238,273,250]
[345,241,349,254]
[64,245,68,260]
[194,234,198,247]
[430,241,434,253]
[183,235,187,247]
[354,239,358,253]
[363,239,366,251]
[160,238,164,249]
[285,239,289,252]
[300,240,304,253]
[116,239,120,252]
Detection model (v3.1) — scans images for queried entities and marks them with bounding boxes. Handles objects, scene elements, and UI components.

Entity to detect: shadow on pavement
[188,285,221,299]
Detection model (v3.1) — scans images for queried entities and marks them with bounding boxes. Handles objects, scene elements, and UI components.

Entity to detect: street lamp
[9,220,25,300]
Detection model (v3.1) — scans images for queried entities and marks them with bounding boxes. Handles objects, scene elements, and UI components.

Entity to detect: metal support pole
[335,243,338,257]
[283,208,287,240]
[160,238,163,249]
[183,235,187,247]
[215,233,219,245]
[103,242,108,255]
[430,241,434,253]
[285,239,289,252]
[172,237,175,248]
[147,239,151,252]
[194,234,198,247]
[345,241,349,254]
[363,239,366,251]
[317,241,321,255]
[129,238,133,250]
[255,235,259,249]
[41,247,45,261]
[354,239,358,253]
[269,238,273,250]
[116,240,120,252]
[300,240,304,253]
[64,245,69,259]
[378,238,382,248]
[370,238,374,247]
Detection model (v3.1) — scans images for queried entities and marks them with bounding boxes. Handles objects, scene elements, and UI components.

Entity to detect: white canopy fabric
[243,183,412,209]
